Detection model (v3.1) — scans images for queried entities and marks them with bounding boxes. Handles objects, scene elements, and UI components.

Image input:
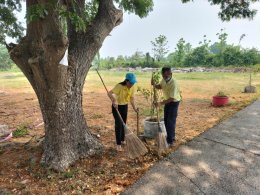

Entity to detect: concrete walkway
[122,100,260,195]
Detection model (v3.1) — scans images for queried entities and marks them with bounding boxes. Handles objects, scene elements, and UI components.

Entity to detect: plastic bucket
[143,117,166,138]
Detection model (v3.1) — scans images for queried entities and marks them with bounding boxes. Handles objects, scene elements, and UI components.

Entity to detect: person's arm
[154,84,162,89]
[130,96,139,113]
[156,98,174,107]
[151,78,162,89]
[108,90,118,109]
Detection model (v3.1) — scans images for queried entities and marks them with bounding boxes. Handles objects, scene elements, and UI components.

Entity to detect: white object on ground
[35,122,44,128]
[0,132,12,142]
[0,125,10,136]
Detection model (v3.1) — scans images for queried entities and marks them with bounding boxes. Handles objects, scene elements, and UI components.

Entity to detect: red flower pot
[212,96,229,107]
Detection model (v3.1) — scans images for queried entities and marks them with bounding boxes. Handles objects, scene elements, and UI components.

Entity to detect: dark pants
[164,101,179,144]
[112,104,128,145]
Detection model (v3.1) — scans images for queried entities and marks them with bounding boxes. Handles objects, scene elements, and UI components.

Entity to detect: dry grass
[0,70,260,194]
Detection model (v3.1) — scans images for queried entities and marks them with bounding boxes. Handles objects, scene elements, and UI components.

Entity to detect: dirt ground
[0,88,258,194]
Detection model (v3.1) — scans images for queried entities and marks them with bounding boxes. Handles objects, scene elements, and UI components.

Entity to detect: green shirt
[160,77,181,102]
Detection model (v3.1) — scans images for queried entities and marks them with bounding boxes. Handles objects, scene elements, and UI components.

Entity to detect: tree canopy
[151,35,169,62]
[0,0,154,44]
[0,0,258,45]
[182,0,258,21]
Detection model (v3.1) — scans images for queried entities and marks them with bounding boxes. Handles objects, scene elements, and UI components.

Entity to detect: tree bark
[7,0,123,171]
[40,85,102,171]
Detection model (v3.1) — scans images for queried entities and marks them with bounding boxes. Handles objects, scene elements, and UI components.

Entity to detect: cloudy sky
[99,0,260,57]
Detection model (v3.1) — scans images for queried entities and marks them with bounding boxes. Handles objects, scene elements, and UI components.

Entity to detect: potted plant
[137,72,166,138]
[212,91,229,107]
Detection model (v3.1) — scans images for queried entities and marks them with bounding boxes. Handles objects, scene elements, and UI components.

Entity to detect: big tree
[0,0,258,171]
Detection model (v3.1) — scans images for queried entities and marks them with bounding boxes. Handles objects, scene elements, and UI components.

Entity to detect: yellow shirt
[160,78,181,102]
[112,83,136,105]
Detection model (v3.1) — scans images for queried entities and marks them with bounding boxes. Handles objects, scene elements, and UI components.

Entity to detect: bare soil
[0,89,256,194]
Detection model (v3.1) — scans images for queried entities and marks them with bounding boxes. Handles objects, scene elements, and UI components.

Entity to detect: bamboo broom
[155,104,168,154]
[152,73,168,154]
[96,70,148,159]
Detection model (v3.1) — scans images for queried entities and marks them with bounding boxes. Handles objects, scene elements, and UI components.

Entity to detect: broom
[155,104,168,154]
[96,70,148,159]
[152,73,168,154]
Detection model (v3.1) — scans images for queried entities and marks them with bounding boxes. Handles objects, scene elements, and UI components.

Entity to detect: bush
[215,91,228,97]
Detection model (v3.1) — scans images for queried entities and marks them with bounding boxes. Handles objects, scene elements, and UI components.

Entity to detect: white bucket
[143,117,166,138]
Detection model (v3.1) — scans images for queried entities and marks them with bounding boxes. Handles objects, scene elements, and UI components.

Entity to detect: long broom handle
[152,73,161,127]
[137,111,139,136]
[96,69,127,128]
[154,87,161,126]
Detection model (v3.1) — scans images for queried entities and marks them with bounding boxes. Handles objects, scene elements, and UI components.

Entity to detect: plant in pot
[244,69,257,93]
[212,91,229,107]
[137,72,166,138]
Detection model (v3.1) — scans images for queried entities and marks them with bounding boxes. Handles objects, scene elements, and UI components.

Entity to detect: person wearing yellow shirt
[108,73,139,151]
[152,67,181,147]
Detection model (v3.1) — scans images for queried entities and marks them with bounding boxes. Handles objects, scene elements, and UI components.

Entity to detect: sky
[99,0,260,57]
[12,0,260,58]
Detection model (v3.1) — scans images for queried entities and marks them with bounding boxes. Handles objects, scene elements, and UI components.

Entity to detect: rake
[96,69,148,159]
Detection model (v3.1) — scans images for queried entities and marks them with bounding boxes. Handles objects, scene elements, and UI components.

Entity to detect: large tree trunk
[40,85,102,170]
[7,0,123,171]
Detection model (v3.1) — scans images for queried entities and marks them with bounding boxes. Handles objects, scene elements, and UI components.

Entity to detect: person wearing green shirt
[152,67,181,147]
[108,73,139,151]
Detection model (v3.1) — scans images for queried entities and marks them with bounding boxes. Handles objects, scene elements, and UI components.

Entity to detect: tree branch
[67,0,123,86]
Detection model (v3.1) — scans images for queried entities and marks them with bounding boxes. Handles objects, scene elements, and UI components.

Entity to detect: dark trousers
[164,101,179,144]
[112,104,128,145]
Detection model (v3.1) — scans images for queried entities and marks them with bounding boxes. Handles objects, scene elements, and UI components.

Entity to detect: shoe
[167,142,175,148]
[121,141,126,145]
[116,145,123,152]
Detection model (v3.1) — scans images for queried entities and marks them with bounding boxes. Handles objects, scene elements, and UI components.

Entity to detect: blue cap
[125,73,137,84]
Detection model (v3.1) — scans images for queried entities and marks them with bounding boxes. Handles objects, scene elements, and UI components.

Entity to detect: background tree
[222,45,243,66]
[145,52,153,66]
[116,55,126,67]
[0,44,13,70]
[213,29,228,66]
[184,35,211,67]
[168,38,192,67]
[210,42,220,54]
[151,35,169,62]
[1,0,258,170]
[129,50,145,67]
[242,48,259,66]
[238,33,246,45]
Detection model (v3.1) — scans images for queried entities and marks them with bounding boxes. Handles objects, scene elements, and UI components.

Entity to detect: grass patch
[59,169,79,180]
[0,72,30,89]
[227,100,238,106]
[1,70,260,100]
[13,125,29,137]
